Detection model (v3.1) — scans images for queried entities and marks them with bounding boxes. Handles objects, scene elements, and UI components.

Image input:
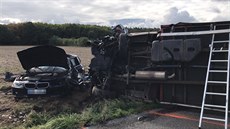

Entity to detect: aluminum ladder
[199,25,230,129]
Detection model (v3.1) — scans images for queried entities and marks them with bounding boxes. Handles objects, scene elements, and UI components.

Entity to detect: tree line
[0,22,159,46]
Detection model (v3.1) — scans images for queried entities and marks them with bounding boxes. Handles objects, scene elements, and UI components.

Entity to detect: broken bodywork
[12,45,86,97]
[89,21,230,108]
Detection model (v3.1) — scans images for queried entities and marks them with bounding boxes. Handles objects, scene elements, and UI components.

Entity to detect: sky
[0,0,230,28]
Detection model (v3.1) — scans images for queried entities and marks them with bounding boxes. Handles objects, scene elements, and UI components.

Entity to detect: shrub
[48,36,89,46]
[76,37,90,47]
[48,35,62,45]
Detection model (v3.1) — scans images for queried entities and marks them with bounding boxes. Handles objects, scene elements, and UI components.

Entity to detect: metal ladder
[199,25,230,129]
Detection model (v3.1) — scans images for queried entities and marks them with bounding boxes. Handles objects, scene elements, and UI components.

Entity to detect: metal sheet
[159,29,230,37]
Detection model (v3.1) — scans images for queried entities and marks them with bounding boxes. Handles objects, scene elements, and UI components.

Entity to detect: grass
[30,114,80,129]
[25,112,51,128]
[23,98,158,129]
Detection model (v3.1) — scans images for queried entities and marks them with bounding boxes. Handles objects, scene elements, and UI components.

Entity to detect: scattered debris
[4,72,16,82]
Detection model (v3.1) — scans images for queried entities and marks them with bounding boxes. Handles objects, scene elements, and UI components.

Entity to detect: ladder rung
[206,92,227,96]
[199,31,229,128]
[210,60,228,62]
[202,117,225,122]
[209,70,228,72]
[212,50,228,52]
[207,81,227,84]
[204,104,226,109]
[213,40,229,43]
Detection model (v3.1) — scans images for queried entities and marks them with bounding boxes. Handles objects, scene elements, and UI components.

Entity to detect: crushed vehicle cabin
[12,45,86,98]
[89,21,230,109]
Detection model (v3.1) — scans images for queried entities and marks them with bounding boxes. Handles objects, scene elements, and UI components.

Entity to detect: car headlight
[12,82,24,88]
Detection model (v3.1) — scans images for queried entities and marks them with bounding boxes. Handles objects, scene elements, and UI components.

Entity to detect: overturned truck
[89,21,230,107]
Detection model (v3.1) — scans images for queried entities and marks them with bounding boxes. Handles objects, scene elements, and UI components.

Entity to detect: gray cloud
[0,0,229,27]
[210,7,221,13]
[211,0,229,2]
[211,3,230,21]
[162,7,197,24]
[212,15,230,21]
[1,0,131,24]
[1,0,93,24]
[108,18,159,28]
[0,19,16,24]
[109,19,146,25]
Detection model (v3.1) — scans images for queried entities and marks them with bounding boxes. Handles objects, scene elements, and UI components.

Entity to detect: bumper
[12,86,68,97]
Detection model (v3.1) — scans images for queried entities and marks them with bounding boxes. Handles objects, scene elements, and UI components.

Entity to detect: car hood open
[17,45,69,70]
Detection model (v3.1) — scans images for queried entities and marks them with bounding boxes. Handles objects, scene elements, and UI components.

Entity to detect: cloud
[108,18,160,28]
[210,7,221,13]
[212,15,230,22]
[0,0,229,27]
[211,2,230,21]
[162,7,197,24]
[1,0,92,24]
[0,18,21,24]
[211,0,229,2]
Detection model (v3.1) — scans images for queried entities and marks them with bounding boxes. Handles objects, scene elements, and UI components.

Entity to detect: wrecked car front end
[12,66,69,96]
[12,45,86,97]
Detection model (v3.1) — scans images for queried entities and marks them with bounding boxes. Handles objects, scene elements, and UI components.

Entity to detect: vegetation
[0,22,159,46]
[2,98,157,129]
[48,36,90,46]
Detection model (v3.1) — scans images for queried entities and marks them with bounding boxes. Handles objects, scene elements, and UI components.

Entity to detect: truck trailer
[89,21,230,109]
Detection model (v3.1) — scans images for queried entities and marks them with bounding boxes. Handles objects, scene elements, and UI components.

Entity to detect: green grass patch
[27,98,158,129]
[25,112,51,128]
[30,114,81,129]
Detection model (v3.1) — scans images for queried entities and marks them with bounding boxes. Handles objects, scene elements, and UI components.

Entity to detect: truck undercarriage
[89,21,230,108]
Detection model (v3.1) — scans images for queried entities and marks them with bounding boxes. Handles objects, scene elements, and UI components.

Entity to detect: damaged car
[12,45,86,98]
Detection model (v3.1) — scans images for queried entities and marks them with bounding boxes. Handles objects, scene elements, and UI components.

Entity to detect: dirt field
[0,46,92,73]
[0,46,93,127]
